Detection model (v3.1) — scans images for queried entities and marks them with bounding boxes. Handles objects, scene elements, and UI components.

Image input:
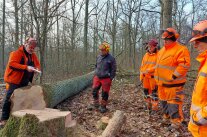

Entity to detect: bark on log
[43,72,94,107]
[101,110,126,137]
[0,108,74,137]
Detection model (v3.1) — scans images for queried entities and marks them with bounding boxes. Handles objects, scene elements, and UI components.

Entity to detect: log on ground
[101,110,126,137]
[43,72,94,107]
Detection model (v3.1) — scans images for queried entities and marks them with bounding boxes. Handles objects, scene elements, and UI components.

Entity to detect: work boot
[87,99,99,111]
[99,100,108,113]
[99,105,107,113]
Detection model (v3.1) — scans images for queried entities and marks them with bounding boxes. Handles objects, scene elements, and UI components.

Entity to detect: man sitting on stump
[0,37,41,127]
[88,41,116,113]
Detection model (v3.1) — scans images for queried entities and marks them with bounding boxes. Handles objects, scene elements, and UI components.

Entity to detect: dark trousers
[1,83,25,120]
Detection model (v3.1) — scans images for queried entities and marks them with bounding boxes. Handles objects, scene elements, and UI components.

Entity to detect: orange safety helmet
[190,20,207,42]
[99,42,110,52]
[161,28,180,40]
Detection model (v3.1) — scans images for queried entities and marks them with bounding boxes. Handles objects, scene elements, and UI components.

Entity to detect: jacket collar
[19,45,24,51]
[196,50,207,70]
[164,41,176,49]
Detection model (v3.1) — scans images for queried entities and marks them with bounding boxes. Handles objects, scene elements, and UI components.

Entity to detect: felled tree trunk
[43,72,94,107]
[101,110,126,137]
[0,108,75,137]
[10,72,93,112]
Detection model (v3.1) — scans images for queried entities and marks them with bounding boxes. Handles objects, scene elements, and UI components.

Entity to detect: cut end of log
[10,85,46,113]
[12,108,72,123]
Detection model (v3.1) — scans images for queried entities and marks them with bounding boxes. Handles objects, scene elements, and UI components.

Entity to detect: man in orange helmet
[88,42,116,113]
[140,39,159,113]
[154,28,190,128]
[0,37,41,127]
[188,20,207,137]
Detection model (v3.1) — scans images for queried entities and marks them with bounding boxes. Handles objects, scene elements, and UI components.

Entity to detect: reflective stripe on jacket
[4,46,41,85]
[140,52,158,81]
[190,50,207,126]
[154,42,190,86]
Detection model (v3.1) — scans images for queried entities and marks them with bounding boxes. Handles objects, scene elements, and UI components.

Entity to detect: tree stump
[0,108,74,137]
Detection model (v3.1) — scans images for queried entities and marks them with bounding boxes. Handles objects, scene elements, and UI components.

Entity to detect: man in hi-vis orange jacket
[188,20,207,137]
[154,28,190,129]
[0,37,40,127]
[140,39,159,112]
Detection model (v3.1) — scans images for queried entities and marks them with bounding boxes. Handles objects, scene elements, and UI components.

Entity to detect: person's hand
[27,66,35,72]
[33,68,41,73]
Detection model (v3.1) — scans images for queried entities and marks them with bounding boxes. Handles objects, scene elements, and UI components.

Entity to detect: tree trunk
[83,0,89,66]
[9,72,93,113]
[162,0,173,29]
[14,0,19,47]
[1,0,6,76]
[43,72,94,107]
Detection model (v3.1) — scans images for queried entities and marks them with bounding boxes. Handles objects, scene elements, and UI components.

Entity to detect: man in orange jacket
[188,20,207,137]
[154,28,190,128]
[0,37,41,126]
[140,39,159,113]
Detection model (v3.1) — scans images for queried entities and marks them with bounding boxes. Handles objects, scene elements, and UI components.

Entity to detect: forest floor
[56,74,195,137]
[0,74,195,137]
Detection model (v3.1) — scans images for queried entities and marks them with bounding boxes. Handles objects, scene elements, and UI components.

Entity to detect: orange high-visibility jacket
[154,42,190,86]
[140,51,158,81]
[4,46,41,85]
[189,50,207,127]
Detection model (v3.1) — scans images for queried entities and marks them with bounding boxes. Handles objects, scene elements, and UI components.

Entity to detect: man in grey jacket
[88,42,116,113]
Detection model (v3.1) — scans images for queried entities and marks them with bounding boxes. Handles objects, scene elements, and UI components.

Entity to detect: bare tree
[1,0,6,76]
[13,0,19,47]
[84,0,89,66]
[162,0,173,29]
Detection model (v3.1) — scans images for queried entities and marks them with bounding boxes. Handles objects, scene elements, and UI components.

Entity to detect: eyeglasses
[192,28,207,37]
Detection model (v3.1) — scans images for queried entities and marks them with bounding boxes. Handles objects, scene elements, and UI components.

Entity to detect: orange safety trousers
[158,86,184,124]
[143,76,158,111]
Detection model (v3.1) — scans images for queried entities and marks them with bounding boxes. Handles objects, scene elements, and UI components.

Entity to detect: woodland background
[0,0,206,83]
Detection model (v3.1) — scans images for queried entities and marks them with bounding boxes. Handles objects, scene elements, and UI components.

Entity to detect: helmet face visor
[161,30,175,39]
[190,28,207,42]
